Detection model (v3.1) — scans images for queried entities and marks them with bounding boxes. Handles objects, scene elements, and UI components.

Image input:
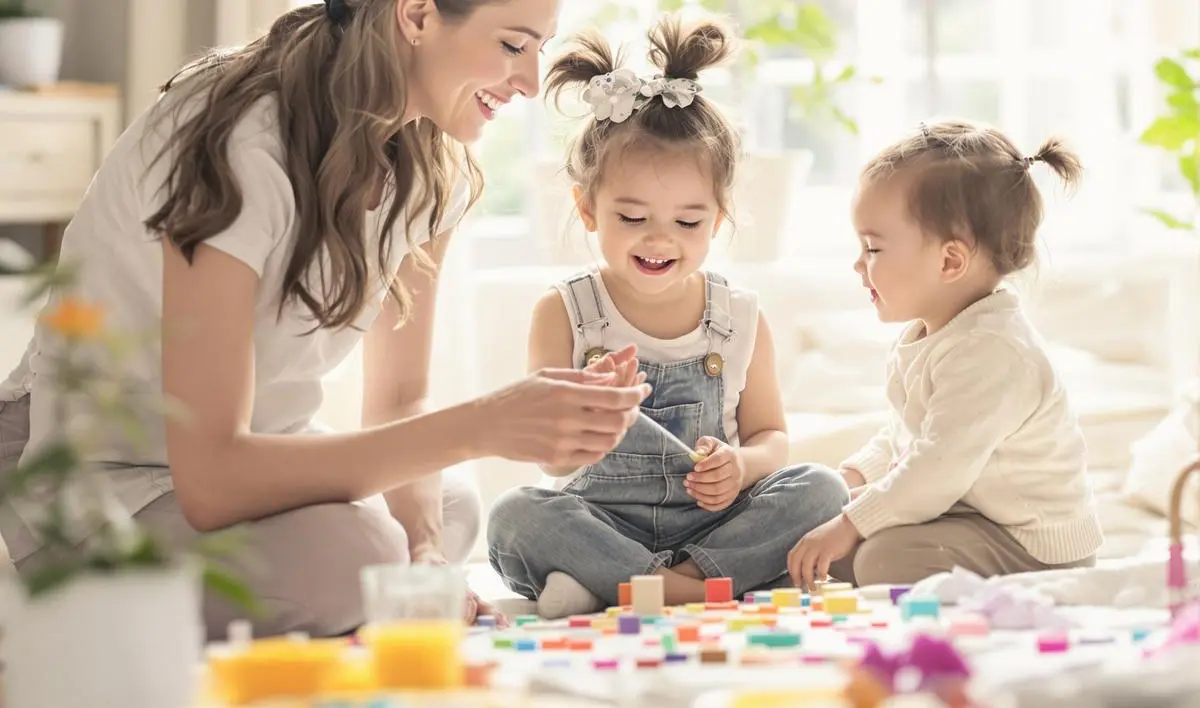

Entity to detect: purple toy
[855,633,970,693]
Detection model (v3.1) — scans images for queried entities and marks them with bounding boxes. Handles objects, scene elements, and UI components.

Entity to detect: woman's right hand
[473,351,650,468]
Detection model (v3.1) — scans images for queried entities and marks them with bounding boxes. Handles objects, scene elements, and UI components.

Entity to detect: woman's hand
[473,362,650,468]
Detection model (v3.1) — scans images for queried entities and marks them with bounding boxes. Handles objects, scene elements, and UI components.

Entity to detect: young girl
[787,119,1105,590]
[487,14,849,619]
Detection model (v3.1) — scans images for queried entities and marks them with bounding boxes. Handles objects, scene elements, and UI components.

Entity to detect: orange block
[677,624,701,643]
[619,582,632,606]
[568,638,594,651]
[540,636,568,651]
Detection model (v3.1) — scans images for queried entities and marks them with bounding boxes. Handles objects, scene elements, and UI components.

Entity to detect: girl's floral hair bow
[581,69,702,124]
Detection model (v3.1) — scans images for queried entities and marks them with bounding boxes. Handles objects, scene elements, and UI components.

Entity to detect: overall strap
[563,271,609,367]
[702,272,735,347]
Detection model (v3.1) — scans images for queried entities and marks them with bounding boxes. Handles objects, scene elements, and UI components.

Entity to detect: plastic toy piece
[890,586,913,604]
[568,638,594,651]
[770,588,803,607]
[619,582,632,606]
[677,624,701,643]
[664,652,689,664]
[1035,632,1069,653]
[540,636,569,650]
[817,581,852,596]
[568,616,591,629]
[824,592,859,615]
[492,636,513,649]
[515,638,538,652]
[636,657,663,669]
[946,614,990,638]
[515,615,539,627]
[706,577,734,603]
[900,594,941,620]
[592,658,618,670]
[631,574,665,617]
[618,615,642,635]
[700,647,729,664]
[747,631,802,648]
[475,615,497,629]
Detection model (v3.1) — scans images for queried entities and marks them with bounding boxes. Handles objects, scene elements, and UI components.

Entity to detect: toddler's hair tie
[582,69,703,124]
[324,0,350,24]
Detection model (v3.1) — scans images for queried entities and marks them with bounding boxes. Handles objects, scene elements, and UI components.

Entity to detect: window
[460,0,1200,268]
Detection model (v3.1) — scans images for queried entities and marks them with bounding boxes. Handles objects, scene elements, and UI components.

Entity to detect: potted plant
[0,244,254,708]
[659,0,867,261]
[1138,48,1200,234]
[0,0,65,88]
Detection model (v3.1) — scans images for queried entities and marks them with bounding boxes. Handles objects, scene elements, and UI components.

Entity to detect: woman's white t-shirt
[0,90,471,555]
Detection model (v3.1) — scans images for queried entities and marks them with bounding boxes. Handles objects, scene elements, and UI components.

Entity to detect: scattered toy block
[706,577,734,603]
[618,615,642,635]
[700,647,728,664]
[899,594,940,620]
[619,582,632,606]
[747,631,802,648]
[824,592,859,615]
[677,624,701,643]
[947,614,990,638]
[685,602,707,614]
[631,575,666,617]
[771,588,803,607]
[515,615,538,627]
[1036,632,1069,653]
[568,616,591,628]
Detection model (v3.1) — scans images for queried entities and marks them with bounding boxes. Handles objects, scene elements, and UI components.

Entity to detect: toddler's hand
[848,485,866,501]
[787,514,861,591]
[685,437,745,512]
[839,466,866,488]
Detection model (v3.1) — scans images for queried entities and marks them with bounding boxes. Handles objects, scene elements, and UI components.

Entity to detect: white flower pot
[0,563,204,708]
[724,151,813,262]
[0,17,65,88]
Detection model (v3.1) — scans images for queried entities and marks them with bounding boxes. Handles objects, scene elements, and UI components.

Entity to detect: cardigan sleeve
[843,334,1043,538]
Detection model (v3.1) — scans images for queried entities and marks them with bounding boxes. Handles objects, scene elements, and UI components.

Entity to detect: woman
[0,0,648,639]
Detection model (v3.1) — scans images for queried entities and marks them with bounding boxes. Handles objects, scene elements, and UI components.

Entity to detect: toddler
[788,119,1105,590]
[487,14,849,618]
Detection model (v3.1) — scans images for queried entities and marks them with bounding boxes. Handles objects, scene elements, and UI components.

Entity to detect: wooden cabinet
[0,91,120,259]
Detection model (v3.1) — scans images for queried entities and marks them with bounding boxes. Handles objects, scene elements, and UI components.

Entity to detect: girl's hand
[584,345,646,389]
[474,367,650,468]
[685,437,746,511]
[839,466,867,488]
[787,514,861,591]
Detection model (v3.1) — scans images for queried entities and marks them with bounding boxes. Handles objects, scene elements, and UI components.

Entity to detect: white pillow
[1122,381,1200,528]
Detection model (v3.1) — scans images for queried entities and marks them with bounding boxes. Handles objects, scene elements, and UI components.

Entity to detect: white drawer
[0,118,98,201]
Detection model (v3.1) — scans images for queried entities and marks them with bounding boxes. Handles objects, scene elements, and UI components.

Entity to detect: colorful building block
[771,588,803,607]
[817,581,852,596]
[823,592,859,615]
[685,602,706,614]
[475,616,497,629]
[515,638,538,652]
[631,574,665,617]
[568,616,591,629]
[700,647,728,664]
[706,577,734,603]
[619,582,632,606]
[747,631,802,648]
[1036,632,1069,653]
[947,614,990,638]
[619,615,642,635]
[677,624,701,643]
[890,585,913,604]
[515,615,539,627]
[899,594,941,620]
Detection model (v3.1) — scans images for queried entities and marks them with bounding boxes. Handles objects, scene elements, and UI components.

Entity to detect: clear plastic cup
[358,563,467,690]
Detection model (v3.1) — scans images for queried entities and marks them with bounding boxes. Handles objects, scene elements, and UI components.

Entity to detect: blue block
[1131,628,1152,642]
[801,594,811,608]
[515,638,538,651]
[475,615,497,629]
[900,594,941,620]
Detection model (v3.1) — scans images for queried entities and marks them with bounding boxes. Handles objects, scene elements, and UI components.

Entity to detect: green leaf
[1181,153,1200,196]
[831,65,856,83]
[1184,48,1200,60]
[1140,208,1194,231]
[1155,58,1196,91]
[1139,115,1200,151]
[1167,89,1200,120]
[203,563,262,617]
[830,105,860,135]
[24,562,80,598]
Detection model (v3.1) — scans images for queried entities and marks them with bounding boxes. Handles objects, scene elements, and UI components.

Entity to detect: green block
[641,616,662,625]
[662,634,678,653]
[492,636,514,649]
[747,631,802,648]
[831,614,849,624]
[515,615,539,627]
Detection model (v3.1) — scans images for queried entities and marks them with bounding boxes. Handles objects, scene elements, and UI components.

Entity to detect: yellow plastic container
[207,638,344,705]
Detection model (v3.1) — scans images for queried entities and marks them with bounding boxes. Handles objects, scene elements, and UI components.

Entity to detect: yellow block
[770,588,803,607]
[817,581,852,596]
[824,592,859,615]
[685,602,707,614]
[607,606,625,617]
[727,616,768,632]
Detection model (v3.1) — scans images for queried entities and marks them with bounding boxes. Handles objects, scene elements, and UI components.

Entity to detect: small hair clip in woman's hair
[919,122,932,140]
[324,0,350,24]
[1022,155,1036,170]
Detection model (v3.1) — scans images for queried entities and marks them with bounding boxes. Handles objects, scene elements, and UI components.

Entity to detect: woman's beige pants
[0,395,482,641]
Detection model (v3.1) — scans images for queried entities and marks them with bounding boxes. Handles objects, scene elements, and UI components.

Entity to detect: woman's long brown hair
[143,0,484,330]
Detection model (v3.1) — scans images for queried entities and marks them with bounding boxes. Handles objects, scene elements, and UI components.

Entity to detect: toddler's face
[582,147,722,297]
[850,176,946,325]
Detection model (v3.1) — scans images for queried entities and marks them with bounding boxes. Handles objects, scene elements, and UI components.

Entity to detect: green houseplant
[1139,48,1200,233]
[0,243,254,708]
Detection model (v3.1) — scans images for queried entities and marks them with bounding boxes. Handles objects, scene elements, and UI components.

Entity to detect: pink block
[948,614,990,637]
[1036,632,1069,653]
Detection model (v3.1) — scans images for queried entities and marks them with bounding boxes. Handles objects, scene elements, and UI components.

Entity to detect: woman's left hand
[686,437,746,511]
[787,514,861,591]
[411,548,509,628]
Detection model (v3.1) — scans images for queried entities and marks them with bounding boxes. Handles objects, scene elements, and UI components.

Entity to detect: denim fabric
[488,339,849,607]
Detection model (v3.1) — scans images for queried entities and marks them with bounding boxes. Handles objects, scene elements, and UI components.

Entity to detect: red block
[705,577,733,604]
[618,582,632,607]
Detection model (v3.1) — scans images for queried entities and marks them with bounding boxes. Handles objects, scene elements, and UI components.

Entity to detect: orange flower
[41,296,105,340]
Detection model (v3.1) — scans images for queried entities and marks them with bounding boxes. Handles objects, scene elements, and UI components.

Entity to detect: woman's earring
[411,38,419,46]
